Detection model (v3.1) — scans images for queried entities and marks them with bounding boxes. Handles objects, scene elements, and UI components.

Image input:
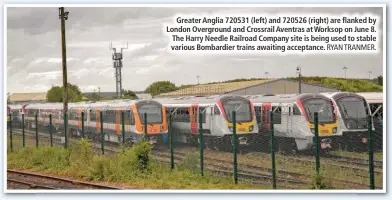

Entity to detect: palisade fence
[7,110,382,190]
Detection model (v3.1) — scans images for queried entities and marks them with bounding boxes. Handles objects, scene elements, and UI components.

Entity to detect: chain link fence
[7,108,383,190]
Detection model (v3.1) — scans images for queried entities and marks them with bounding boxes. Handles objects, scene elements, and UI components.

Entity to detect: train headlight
[249,125,254,132]
[333,127,337,134]
[160,126,164,132]
[228,126,233,132]
[310,128,315,134]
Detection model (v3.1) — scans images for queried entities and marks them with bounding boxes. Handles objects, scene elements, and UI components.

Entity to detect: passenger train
[21,99,168,145]
[357,92,383,150]
[321,92,374,151]
[247,93,339,153]
[154,95,259,151]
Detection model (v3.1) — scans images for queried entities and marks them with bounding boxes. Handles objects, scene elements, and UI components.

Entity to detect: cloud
[7,6,384,93]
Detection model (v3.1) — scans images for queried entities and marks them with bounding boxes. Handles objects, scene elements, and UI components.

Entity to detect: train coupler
[320,138,332,149]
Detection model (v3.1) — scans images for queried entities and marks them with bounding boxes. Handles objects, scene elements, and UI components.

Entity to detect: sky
[6,6,384,93]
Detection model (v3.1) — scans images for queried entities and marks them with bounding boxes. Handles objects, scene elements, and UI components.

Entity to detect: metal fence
[6,110,383,190]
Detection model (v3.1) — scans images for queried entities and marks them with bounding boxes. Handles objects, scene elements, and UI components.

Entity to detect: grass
[329,150,383,162]
[7,134,383,189]
[7,138,264,190]
[172,147,383,189]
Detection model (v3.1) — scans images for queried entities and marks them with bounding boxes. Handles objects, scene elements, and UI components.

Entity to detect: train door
[288,106,292,134]
[77,108,82,129]
[190,104,198,134]
[261,103,271,133]
[96,109,100,132]
[115,109,121,134]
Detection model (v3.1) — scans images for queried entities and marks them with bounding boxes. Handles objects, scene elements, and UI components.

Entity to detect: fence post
[9,114,13,152]
[64,113,68,149]
[314,112,320,175]
[35,113,39,147]
[22,114,25,148]
[367,115,375,189]
[199,109,204,176]
[169,114,174,169]
[144,113,148,141]
[121,111,125,144]
[232,111,238,184]
[100,111,104,155]
[270,111,277,189]
[81,112,85,139]
[49,114,53,147]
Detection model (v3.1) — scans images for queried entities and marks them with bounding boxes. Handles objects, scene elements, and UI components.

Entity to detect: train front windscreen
[303,98,335,124]
[223,99,252,123]
[336,96,368,129]
[138,103,163,124]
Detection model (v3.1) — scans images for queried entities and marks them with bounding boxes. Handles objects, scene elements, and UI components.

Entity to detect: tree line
[46,75,383,102]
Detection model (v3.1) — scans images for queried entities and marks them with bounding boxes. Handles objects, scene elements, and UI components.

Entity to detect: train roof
[23,99,163,111]
[153,95,250,106]
[321,92,367,101]
[248,93,331,104]
[356,92,383,104]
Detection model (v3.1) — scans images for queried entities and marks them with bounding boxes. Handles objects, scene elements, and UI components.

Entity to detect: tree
[46,83,83,103]
[122,89,138,99]
[145,81,177,96]
[89,92,102,101]
[377,75,383,86]
[7,93,11,104]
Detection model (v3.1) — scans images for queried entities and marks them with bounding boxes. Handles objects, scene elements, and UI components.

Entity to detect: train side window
[255,106,261,124]
[272,106,282,124]
[293,105,301,115]
[173,107,190,122]
[90,110,96,122]
[104,110,116,123]
[214,105,221,115]
[199,107,206,123]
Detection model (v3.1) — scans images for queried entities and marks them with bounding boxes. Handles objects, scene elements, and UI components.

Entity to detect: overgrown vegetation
[311,172,332,189]
[7,139,260,189]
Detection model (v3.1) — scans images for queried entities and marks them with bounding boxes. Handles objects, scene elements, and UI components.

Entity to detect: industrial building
[156,79,339,98]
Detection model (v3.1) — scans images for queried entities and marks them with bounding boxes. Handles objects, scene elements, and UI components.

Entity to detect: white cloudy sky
[7,6,383,93]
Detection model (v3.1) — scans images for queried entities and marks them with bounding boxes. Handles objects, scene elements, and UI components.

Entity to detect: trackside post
[169,114,174,169]
[314,112,320,175]
[35,113,38,148]
[9,114,13,152]
[49,114,53,147]
[199,109,204,176]
[121,111,125,144]
[144,113,148,141]
[81,112,85,139]
[22,114,25,148]
[367,115,375,189]
[100,111,104,155]
[64,113,68,149]
[232,111,238,184]
[270,111,277,189]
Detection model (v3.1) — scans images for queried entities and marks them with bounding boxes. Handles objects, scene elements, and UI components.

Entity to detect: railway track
[7,169,124,190]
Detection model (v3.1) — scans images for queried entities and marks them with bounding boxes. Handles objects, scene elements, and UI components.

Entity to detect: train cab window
[272,106,282,124]
[214,105,221,115]
[293,105,302,115]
